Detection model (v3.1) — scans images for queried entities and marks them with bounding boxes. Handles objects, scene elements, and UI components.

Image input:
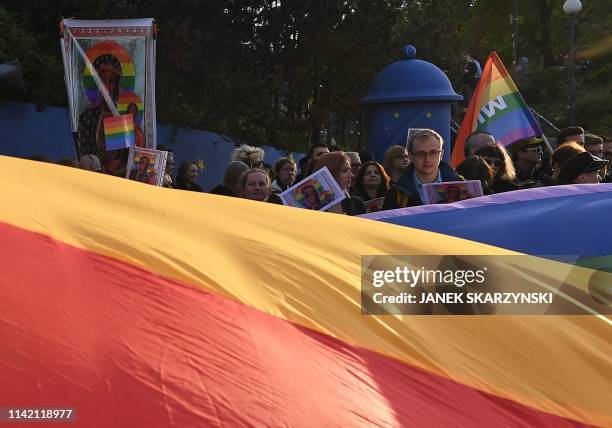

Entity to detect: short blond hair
[408,129,443,152]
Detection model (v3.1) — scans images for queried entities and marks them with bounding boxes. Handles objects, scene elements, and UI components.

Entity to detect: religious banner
[59,18,156,175]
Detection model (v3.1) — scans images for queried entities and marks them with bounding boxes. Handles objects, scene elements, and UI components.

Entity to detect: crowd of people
[32,125,611,217]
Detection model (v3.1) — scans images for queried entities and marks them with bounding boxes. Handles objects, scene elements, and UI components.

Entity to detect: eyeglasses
[522,147,543,154]
[482,158,502,167]
[410,149,442,159]
[351,163,361,169]
[395,154,409,160]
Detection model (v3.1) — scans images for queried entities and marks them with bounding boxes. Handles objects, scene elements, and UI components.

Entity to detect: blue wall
[0,102,304,191]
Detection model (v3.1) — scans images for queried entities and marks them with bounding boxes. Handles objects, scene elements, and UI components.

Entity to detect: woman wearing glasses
[383,145,410,185]
[474,144,518,193]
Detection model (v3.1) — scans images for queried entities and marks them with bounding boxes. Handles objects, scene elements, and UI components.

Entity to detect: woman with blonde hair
[231,144,265,168]
[474,144,518,193]
[238,168,283,204]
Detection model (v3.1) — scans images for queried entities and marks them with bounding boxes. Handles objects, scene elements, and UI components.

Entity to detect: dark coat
[491,179,519,193]
[209,184,236,197]
[175,182,203,192]
[341,196,367,216]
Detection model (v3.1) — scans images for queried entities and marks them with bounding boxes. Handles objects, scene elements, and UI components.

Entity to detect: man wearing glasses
[382,129,461,209]
[584,134,604,158]
[510,136,545,186]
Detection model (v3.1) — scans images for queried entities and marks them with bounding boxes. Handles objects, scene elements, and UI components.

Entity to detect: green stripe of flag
[477,93,525,126]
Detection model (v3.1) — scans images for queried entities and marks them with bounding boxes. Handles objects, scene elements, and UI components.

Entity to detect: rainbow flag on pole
[451,52,542,167]
[103,114,135,151]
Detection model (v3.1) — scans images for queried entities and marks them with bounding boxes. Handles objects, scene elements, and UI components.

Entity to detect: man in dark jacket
[383,129,462,210]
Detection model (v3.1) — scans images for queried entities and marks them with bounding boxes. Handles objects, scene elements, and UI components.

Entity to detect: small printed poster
[126,147,167,186]
[364,197,385,213]
[405,128,430,150]
[280,167,346,211]
[422,180,484,205]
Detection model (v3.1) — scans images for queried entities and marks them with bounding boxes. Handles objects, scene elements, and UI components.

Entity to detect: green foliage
[0,6,64,105]
[1,0,610,150]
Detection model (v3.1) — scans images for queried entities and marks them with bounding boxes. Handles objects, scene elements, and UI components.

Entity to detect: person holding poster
[312,152,366,216]
[382,129,462,210]
[351,161,390,213]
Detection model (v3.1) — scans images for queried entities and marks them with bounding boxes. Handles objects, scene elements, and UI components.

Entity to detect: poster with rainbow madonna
[280,167,346,211]
[60,19,156,176]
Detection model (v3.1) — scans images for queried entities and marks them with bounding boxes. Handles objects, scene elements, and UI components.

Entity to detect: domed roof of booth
[361,45,462,104]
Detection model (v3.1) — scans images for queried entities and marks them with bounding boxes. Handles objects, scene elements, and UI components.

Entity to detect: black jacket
[341,196,366,216]
[382,162,461,210]
[175,182,203,192]
[209,184,237,197]
[491,179,519,193]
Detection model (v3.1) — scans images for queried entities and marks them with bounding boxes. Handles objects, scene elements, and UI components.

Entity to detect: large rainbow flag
[1,156,610,426]
[451,52,542,166]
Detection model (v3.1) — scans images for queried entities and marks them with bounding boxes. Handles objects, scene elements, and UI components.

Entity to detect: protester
[346,152,362,177]
[455,157,494,195]
[462,51,482,95]
[157,144,175,188]
[239,168,282,204]
[297,156,310,180]
[271,158,296,193]
[174,160,203,192]
[312,151,366,215]
[584,134,604,158]
[557,126,585,146]
[464,131,496,158]
[383,129,462,209]
[474,144,518,193]
[508,136,546,187]
[352,161,390,204]
[309,143,331,162]
[383,145,409,185]
[359,149,375,163]
[210,161,249,196]
[558,152,608,185]
[78,154,102,172]
[297,143,330,181]
[231,144,265,168]
[239,168,270,201]
[538,142,585,186]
